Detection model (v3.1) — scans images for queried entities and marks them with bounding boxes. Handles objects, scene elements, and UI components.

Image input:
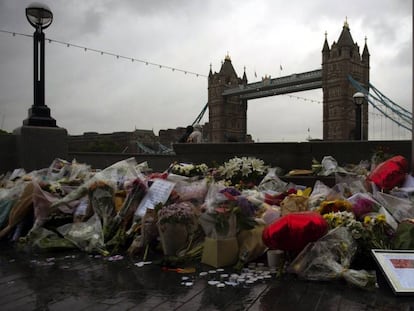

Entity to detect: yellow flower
[323,213,334,221]
[296,187,312,197]
[376,214,386,224]
[335,218,343,226]
[364,215,372,225]
[318,200,352,215]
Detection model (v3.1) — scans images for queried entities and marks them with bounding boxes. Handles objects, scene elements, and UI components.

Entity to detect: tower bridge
[206,20,389,143]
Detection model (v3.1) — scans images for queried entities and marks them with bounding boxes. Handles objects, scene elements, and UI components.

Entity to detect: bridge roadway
[1,243,413,310]
[222,69,322,100]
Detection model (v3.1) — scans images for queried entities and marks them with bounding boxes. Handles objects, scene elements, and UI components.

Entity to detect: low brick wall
[0,134,17,174]
[0,138,411,175]
[172,140,412,173]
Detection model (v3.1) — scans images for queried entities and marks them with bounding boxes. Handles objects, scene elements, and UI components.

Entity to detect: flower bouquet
[280,188,312,216]
[199,182,258,267]
[57,213,108,256]
[105,178,147,253]
[214,157,268,189]
[323,210,394,260]
[0,182,34,240]
[169,162,209,179]
[199,184,257,239]
[156,201,198,256]
[288,226,377,290]
[88,180,116,242]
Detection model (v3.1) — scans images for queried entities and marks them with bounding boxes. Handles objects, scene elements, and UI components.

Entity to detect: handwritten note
[135,179,176,217]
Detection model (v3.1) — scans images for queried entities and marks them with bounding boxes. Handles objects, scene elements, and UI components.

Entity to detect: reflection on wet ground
[1,245,414,311]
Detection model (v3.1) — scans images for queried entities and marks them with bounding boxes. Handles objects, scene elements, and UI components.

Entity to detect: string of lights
[2,29,361,112]
[284,94,322,104]
[0,29,208,78]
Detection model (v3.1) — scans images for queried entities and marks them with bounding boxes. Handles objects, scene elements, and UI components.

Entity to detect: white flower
[250,158,266,173]
[241,162,252,176]
[217,156,268,185]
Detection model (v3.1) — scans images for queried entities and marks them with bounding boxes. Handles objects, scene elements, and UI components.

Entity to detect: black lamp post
[23,3,56,127]
[353,92,365,140]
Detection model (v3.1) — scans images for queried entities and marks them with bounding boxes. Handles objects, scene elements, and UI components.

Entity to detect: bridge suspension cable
[348,75,412,133]
[192,103,208,125]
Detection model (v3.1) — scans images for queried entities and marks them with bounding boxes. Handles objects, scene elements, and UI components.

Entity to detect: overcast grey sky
[0,0,412,141]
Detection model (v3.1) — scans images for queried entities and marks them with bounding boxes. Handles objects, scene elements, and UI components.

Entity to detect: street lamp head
[26,3,53,30]
[353,92,365,106]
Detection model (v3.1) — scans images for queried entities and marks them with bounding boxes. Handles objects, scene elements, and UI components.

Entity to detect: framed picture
[371,249,414,295]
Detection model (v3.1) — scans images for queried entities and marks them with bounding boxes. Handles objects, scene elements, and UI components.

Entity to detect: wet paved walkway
[1,244,414,311]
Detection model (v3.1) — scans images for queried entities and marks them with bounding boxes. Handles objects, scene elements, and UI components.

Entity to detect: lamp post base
[13,125,67,171]
[23,105,57,127]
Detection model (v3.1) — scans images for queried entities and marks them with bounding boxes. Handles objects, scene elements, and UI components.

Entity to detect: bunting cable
[285,94,322,104]
[2,29,326,104]
[0,29,208,78]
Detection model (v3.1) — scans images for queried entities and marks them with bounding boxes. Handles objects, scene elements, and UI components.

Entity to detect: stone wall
[0,137,411,176]
[172,140,411,174]
[0,134,17,173]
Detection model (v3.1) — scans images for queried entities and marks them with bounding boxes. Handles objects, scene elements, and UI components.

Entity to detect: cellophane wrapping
[288,226,377,290]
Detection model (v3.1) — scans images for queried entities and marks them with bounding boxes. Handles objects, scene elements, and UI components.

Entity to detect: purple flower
[220,187,241,197]
[352,198,375,219]
[237,196,256,217]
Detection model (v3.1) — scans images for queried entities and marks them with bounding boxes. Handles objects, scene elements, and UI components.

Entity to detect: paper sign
[135,179,175,217]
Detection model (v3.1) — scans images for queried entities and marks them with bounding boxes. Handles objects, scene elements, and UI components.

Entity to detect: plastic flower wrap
[31,181,72,232]
[57,213,108,255]
[0,181,26,231]
[236,224,267,268]
[46,158,71,181]
[257,167,288,192]
[317,156,349,176]
[334,175,368,197]
[0,182,34,240]
[288,226,377,290]
[105,178,147,251]
[347,193,380,220]
[215,156,268,189]
[373,191,414,223]
[322,210,394,257]
[21,227,76,250]
[172,178,208,203]
[264,188,297,206]
[50,157,142,212]
[88,180,116,241]
[199,183,257,239]
[308,180,331,211]
[280,188,311,216]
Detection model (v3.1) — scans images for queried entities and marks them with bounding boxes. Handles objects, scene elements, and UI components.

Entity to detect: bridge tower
[322,20,370,140]
[208,55,248,142]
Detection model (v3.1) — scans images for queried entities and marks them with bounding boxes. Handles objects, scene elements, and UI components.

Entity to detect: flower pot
[158,223,189,256]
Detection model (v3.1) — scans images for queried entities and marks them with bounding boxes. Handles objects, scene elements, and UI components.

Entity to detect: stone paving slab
[1,246,414,311]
